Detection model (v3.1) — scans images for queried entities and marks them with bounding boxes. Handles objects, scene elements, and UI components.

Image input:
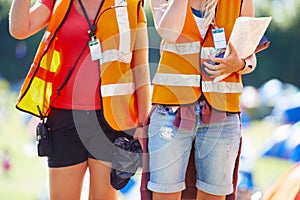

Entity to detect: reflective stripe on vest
[99,0,132,64]
[41,31,51,43]
[101,82,135,97]
[202,81,243,93]
[161,42,218,59]
[152,73,200,87]
[100,50,132,64]
[152,73,242,93]
[161,41,200,55]
[115,0,130,53]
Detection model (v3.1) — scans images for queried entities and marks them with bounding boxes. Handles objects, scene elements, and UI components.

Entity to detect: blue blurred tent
[271,91,300,124]
[283,106,300,124]
[262,122,300,163]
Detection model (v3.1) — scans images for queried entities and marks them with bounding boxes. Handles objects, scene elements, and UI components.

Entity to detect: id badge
[212,28,227,49]
[89,38,102,61]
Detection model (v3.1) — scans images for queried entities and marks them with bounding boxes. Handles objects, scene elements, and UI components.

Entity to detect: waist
[155,103,239,116]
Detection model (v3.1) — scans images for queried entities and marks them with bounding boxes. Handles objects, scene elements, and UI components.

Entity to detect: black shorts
[45,108,133,168]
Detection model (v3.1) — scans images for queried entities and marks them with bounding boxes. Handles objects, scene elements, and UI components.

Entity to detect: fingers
[203,66,223,77]
[203,61,220,71]
[202,62,223,77]
[133,127,148,140]
[203,68,221,77]
[204,43,242,77]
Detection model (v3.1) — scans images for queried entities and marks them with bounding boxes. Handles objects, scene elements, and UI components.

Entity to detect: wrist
[238,58,254,73]
[137,122,144,128]
[237,59,246,72]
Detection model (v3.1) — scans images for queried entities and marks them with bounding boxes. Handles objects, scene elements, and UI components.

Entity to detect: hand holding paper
[213,16,272,82]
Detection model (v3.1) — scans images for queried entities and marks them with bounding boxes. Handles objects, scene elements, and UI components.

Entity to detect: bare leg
[88,158,118,200]
[153,191,181,200]
[49,161,88,200]
[197,189,225,200]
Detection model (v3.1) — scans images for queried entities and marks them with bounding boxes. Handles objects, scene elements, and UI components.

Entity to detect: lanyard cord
[46,0,126,117]
[43,41,89,117]
[78,0,105,38]
[55,0,105,99]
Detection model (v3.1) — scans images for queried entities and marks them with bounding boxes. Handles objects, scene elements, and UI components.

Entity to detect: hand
[203,42,244,78]
[133,126,148,151]
[133,105,155,150]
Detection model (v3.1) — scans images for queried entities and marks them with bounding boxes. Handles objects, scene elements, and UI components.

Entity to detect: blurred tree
[0,0,11,21]
[0,0,300,88]
[0,11,43,85]
[244,0,300,88]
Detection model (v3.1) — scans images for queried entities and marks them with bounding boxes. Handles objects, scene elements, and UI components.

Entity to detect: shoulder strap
[52,0,56,8]
[240,0,243,15]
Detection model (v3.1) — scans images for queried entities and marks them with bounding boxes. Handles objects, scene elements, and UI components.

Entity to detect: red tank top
[40,0,101,110]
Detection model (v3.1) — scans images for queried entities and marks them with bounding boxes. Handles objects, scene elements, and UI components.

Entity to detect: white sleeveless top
[193,14,208,39]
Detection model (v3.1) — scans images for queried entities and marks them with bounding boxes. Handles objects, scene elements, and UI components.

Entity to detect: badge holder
[89,36,102,61]
[212,27,227,50]
[205,23,227,66]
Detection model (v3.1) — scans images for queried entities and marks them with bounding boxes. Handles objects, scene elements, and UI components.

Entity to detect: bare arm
[132,21,151,141]
[9,0,51,39]
[150,0,188,42]
[240,0,254,17]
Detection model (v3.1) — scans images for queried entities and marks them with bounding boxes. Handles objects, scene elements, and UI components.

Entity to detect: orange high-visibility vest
[16,0,144,131]
[152,0,243,112]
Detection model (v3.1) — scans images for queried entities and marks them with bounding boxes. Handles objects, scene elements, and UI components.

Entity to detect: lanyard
[78,0,105,39]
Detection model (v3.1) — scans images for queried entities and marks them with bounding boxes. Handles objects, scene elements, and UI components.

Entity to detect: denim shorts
[147,106,241,195]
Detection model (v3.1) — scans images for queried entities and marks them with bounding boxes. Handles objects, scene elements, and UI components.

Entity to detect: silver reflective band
[42,31,51,43]
[162,41,200,55]
[152,73,200,87]
[202,81,243,93]
[100,49,132,64]
[99,0,131,64]
[53,0,62,11]
[115,0,131,54]
[101,82,135,97]
[161,42,219,59]
[201,47,219,59]
[152,73,243,93]
[115,0,127,6]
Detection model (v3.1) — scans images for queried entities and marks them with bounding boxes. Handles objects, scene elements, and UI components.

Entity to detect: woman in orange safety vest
[9,0,150,199]
[148,0,257,200]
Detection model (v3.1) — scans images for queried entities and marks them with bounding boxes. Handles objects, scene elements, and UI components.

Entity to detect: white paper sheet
[214,16,272,82]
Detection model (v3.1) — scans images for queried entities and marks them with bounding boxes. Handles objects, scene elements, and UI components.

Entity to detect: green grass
[0,83,295,199]
[0,89,48,200]
[253,157,293,192]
